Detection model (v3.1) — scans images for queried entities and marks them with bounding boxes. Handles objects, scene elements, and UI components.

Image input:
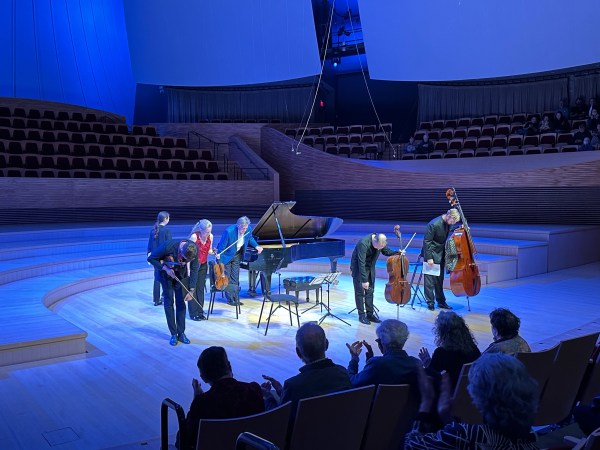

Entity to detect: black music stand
[317,272,351,326]
[408,255,426,310]
[300,274,328,315]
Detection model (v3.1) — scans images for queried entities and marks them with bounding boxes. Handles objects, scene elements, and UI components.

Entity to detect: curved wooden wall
[260,127,600,225]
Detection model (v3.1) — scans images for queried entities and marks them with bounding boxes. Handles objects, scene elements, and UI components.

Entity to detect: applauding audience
[484,307,531,354]
[405,353,539,449]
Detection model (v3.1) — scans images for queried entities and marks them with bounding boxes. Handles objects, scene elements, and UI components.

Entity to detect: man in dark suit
[147,211,171,306]
[350,233,399,324]
[216,216,263,306]
[148,239,199,345]
[346,319,420,388]
[179,346,264,450]
[261,322,351,412]
[421,208,460,310]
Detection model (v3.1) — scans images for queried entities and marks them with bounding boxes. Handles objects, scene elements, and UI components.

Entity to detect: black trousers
[224,250,242,303]
[159,272,187,336]
[152,270,162,303]
[423,262,446,306]
[188,262,207,317]
[353,272,374,316]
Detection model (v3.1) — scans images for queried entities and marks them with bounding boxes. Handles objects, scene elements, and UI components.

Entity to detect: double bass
[384,225,412,305]
[445,188,481,297]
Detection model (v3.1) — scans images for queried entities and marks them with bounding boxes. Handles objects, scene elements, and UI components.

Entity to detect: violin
[384,225,412,305]
[212,247,229,291]
[445,188,481,297]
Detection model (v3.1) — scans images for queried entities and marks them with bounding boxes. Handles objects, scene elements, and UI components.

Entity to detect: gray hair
[296,322,327,362]
[446,208,461,222]
[236,216,251,227]
[373,233,388,246]
[468,353,538,438]
[191,219,212,235]
[376,319,409,350]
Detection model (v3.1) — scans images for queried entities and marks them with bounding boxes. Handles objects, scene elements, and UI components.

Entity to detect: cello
[445,188,481,297]
[384,225,412,306]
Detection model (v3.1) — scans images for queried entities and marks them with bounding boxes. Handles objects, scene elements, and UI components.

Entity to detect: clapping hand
[261,374,282,396]
[418,347,431,367]
[346,341,363,360]
[362,340,374,360]
[192,378,204,397]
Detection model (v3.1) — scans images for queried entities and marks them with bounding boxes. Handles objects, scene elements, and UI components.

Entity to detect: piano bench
[283,276,322,303]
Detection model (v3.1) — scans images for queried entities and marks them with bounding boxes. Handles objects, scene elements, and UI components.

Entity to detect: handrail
[187,131,228,159]
[161,398,187,450]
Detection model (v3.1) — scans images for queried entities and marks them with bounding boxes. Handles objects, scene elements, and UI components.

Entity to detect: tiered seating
[201,118,281,123]
[285,123,391,159]
[0,104,227,180]
[402,112,598,159]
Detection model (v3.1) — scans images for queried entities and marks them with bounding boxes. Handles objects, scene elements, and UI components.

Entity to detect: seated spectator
[404,136,417,154]
[572,96,587,119]
[418,311,481,389]
[261,322,351,411]
[538,115,552,133]
[588,98,597,119]
[483,307,531,354]
[519,116,539,135]
[180,346,264,450]
[405,353,539,449]
[574,123,593,145]
[587,109,599,130]
[557,99,570,120]
[346,319,420,387]
[552,111,569,132]
[591,123,600,147]
[416,133,434,154]
[579,137,594,151]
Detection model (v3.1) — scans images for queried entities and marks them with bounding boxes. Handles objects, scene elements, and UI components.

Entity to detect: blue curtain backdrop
[0,0,135,123]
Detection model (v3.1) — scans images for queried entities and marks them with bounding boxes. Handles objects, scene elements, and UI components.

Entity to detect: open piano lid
[252,201,343,241]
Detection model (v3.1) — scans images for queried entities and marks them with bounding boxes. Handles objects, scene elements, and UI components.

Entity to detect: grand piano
[240,201,345,294]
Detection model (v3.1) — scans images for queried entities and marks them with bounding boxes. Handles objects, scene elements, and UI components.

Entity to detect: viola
[384,225,412,305]
[445,188,481,297]
[212,247,229,291]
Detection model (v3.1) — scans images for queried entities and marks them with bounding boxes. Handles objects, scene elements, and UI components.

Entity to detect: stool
[283,276,323,303]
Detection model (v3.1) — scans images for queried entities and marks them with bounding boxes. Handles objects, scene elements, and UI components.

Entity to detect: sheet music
[422,262,441,276]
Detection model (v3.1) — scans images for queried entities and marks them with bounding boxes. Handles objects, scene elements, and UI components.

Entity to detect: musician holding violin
[350,233,400,325]
[188,219,216,321]
[421,208,461,311]
[148,239,199,346]
[216,216,263,307]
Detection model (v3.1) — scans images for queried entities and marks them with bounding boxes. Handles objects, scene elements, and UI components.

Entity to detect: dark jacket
[148,239,199,288]
[184,377,264,450]
[350,234,397,283]
[347,350,420,388]
[422,216,450,264]
[147,224,171,254]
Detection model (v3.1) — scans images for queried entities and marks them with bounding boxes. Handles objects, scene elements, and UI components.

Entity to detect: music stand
[317,272,351,326]
[408,255,426,310]
[301,273,328,314]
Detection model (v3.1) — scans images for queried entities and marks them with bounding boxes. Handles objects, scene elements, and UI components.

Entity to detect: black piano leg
[247,270,258,296]
[328,257,338,273]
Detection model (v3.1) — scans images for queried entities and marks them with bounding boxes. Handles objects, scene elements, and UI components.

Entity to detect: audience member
[538,115,552,133]
[574,123,592,145]
[261,322,351,411]
[588,98,597,119]
[552,111,569,132]
[416,133,434,154]
[418,311,481,389]
[483,307,531,354]
[404,136,417,154]
[519,116,539,135]
[180,346,264,450]
[404,353,539,449]
[587,109,599,131]
[572,96,587,119]
[591,124,600,147]
[346,319,420,387]
[557,99,570,120]
[579,137,594,152]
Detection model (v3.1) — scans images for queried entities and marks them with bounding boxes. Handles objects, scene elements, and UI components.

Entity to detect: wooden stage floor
[0,222,599,450]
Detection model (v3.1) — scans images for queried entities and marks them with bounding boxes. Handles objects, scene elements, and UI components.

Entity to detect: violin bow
[214,230,252,257]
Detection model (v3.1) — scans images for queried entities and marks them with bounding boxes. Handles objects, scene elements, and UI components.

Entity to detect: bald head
[372,233,388,250]
[295,322,328,363]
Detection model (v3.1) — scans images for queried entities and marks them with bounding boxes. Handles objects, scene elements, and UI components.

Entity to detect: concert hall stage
[0,220,599,449]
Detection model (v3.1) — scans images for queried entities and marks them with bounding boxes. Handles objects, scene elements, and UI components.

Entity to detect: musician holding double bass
[351,233,400,325]
[421,208,461,311]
